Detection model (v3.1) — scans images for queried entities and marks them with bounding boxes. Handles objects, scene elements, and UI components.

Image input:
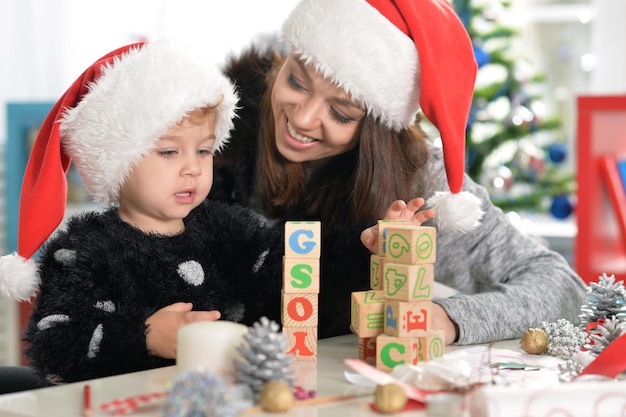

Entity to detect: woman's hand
[360,198,436,254]
[145,302,221,359]
[431,303,459,345]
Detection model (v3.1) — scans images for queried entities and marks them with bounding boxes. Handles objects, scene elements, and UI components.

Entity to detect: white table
[0,335,522,417]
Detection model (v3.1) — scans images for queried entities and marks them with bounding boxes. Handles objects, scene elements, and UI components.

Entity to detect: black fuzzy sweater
[24,200,283,383]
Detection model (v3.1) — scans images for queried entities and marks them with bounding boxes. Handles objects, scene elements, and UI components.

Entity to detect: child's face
[117,113,216,234]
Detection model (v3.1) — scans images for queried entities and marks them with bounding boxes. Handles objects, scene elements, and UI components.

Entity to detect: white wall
[0,0,297,142]
[589,0,626,94]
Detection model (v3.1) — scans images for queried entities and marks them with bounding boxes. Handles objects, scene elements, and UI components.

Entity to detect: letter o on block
[282,293,318,327]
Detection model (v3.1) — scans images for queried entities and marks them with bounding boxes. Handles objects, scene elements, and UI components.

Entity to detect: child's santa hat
[281,0,484,231]
[0,39,238,301]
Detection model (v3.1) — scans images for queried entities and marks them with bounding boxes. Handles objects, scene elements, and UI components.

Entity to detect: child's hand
[360,198,435,254]
[145,302,221,359]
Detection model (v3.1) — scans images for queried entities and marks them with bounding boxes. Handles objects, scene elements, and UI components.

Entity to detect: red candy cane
[100,392,165,415]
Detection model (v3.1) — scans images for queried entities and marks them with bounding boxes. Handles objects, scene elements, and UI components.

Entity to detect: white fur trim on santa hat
[427,191,484,233]
[281,0,420,131]
[0,253,40,301]
[60,38,238,204]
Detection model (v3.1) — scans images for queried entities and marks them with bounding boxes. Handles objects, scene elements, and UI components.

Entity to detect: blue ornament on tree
[473,45,491,68]
[550,195,573,219]
[548,143,568,164]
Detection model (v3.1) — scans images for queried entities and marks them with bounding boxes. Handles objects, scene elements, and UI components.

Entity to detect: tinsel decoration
[539,319,589,359]
[579,273,626,327]
[558,359,585,383]
[162,371,251,417]
[234,316,295,400]
[584,315,626,357]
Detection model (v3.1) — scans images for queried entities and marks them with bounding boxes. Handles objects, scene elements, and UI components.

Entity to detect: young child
[0,39,284,383]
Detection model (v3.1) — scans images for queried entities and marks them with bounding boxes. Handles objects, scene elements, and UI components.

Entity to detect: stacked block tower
[282,221,321,362]
[351,221,445,371]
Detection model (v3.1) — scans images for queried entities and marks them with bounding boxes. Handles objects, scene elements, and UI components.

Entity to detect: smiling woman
[209,0,586,347]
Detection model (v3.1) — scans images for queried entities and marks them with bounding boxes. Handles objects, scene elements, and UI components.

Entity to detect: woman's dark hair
[256,57,430,231]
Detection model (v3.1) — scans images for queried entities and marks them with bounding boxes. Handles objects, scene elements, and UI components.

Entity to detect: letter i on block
[283,326,318,363]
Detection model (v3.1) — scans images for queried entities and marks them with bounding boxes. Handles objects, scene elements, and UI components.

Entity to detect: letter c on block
[381,342,405,368]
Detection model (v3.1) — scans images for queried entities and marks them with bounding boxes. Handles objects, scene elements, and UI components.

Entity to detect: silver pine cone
[579,273,626,326]
[584,315,626,357]
[233,317,294,400]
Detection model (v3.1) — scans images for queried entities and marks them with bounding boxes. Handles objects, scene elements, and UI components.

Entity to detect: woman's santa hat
[0,39,238,301]
[281,0,484,231]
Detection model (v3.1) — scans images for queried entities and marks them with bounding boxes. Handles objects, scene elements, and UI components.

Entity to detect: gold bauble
[259,381,295,412]
[374,383,407,414]
[520,328,549,354]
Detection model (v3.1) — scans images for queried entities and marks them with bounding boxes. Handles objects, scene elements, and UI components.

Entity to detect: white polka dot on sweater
[94,300,116,313]
[252,248,270,273]
[87,324,103,359]
[37,314,69,331]
[177,260,205,286]
[53,248,77,265]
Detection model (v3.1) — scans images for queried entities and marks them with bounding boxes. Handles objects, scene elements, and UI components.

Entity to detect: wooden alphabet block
[282,292,318,327]
[383,262,435,301]
[351,290,385,338]
[384,225,436,265]
[358,336,377,366]
[376,334,418,371]
[370,254,384,290]
[377,220,410,257]
[384,300,432,338]
[283,257,320,293]
[285,221,321,259]
[419,329,445,361]
[284,326,318,362]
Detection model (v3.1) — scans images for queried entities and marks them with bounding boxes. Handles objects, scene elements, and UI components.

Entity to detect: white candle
[176,321,248,379]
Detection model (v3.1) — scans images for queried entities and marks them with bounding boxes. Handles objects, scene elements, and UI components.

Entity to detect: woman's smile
[287,120,316,144]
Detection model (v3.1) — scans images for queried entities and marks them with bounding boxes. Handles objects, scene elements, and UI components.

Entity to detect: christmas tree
[452,0,575,218]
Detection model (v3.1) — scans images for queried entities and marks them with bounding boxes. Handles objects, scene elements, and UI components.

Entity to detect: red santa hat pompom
[0,39,238,301]
[281,0,484,232]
